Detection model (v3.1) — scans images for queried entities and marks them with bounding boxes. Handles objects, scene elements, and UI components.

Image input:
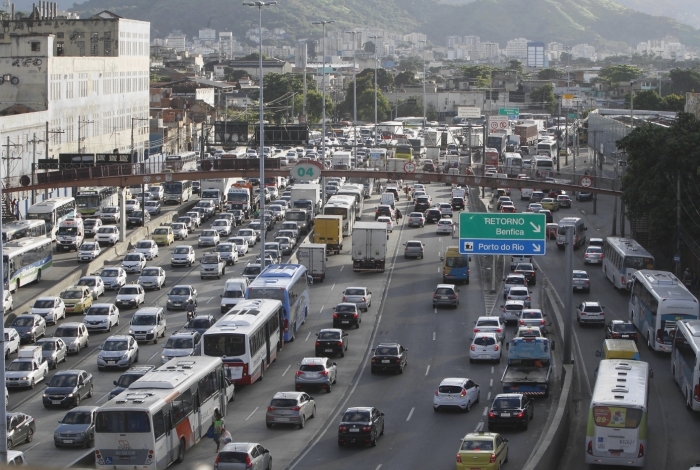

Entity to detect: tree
[304,89,331,124]
[223,67,249,82]
[398,56,424,72]
[623,90,687,112]
[668,67,700,95]
[506,60,523,76]
[537,68,563,80]
[354,89,391,122]
[529,83,556,112]
[426,103,438,122]
[364,41,375,54]
[664,94,686,112]
[459,65,493,87]
[394,71,419,88]
[598,65,642,85]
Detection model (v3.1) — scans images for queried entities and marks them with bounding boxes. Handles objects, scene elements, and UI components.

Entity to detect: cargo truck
[514,123,539,147]
[386,158,407,173]
[501,336,553,397]
[312,215,343,254]
[331,151,353,170]
[297,243,326,282]
[290,183,321,215]
[201,177,236,211]
[352,222,388,273]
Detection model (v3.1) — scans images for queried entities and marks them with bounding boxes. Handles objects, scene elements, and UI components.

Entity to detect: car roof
[221,442,258,453]
[344,406,373,413]
[522,309,543,314]
[504,300,525,306]
[440,377,467,386]
[436,284,456,289]
[65,405,99,413]
[344,286,367,291]
[376,342,401,347]
[272,391,304,400]
[506,274,526,279]
[134,307,162,315]
[89,303,114,308]
[335,302,357,308]
[300,357,328,364]
[581,301,602,306]
[610,320,630,325]
[461,432,499,441]
[493,393,524,399]
[477,316,502,321]
[573,270,589,274]
[473,332,498,338]
[105,335,130,341]
[53,369,88,376]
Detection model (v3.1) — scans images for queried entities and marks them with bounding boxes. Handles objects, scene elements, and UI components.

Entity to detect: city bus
[400,116,427,129]
[347,177,374,199]
[603,237,655,290]
[3,237,52,292]
[1,220,47,243]
[94,357,229,470]
[629,270,700,352]
[162,151,198,172]
[323,197,356,236]
[26,196,77,241]
[246,264,310,342]
[336,185,364,220]
[671,319,700,411]
[74,186,118,217]
[442,246,470,284]
[163,180,193,205]
[202,299,283,384]
[585,359,649,467]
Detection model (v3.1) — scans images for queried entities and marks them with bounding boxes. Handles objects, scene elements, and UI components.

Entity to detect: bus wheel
[175,439,185,463]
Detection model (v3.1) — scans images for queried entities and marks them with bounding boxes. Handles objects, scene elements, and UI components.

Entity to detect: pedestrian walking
[212,408,225,452]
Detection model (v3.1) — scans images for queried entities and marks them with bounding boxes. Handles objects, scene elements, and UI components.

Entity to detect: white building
[0,9,149,209]
[199,28,216,42]
[165,34,186,52]
[477,42,500,60]
[571,43,596,60]
[403,32,427,48]
[505,38,529,58]
[219,31,234,58]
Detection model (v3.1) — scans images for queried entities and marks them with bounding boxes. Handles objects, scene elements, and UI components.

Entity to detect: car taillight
[474,328,480,333]
[460,389,467,397]
[320,371,329,376]
[371,357,376,363]
[587,440,593,455]
[342,296,347,301]
[352,313,358,318]
[621,275,626,285]
[496,328,502,333]
[490,453,497,463]
[214,453,221,464]
[333,313,338,319]
[339,426,347,432]
[246,455,253,469]
[638,443,644,458]
[295,370,303,376]
[470,344,475,351]
[435,389,439,396]
[315,341,321,346]
[290,406,301,411]
[488,411,495,418]
[519,320,525,325]
[585,254,589,258]
[456,454,462,463]
[516,411,524,418]
[601,254,604,258]
[337,341,343,346]
[284,319,289,333]
[540,319,545,326]
[362,297,366,302]
[267,406,275,411]
[395,357,401,363]
[433,294,438,298]
[494,344,499,351]
[526,296,531,301]
[362,426,372,432]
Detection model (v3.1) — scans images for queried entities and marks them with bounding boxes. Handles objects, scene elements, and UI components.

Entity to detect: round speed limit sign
[580,175,593,188]
[404,162,416,173]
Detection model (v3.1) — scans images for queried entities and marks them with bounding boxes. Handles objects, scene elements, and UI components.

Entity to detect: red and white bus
[202,299,283,384]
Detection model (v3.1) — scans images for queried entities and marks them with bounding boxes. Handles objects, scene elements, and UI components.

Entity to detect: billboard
[457,106,481,118]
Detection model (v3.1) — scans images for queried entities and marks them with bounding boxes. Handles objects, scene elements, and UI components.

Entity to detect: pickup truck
[501,336,553,398]
[5,355,49,389]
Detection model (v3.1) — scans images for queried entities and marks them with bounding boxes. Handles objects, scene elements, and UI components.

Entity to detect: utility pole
[77,116,94,153]
[590,130,603,215]
[676,170,681,276]
[131,117,149,228]
[28,134,45,205]
[3,138,22,218]
[346,31,359,160]
[557,94,562,172]
[46,123,64,200]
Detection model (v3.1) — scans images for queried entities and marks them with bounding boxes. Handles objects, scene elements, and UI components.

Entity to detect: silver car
[506,286,531,308]
[501,300,525,324]
[294,357,337,393]
[170,222,188,240]
[265,391,316,429]
[198,229,220,247]
[36,337,67,369]
[403,240,424,259]
[77,242,101,262]
[185,211,202,227]
[161,331,200,364]
[99,267,127,291]
[83,303,120,333]
[584,245,604,264]
[97,335,139,370]
[121,253,147,273]
[342,287,372,312]
[237,228,257,246]
[54,323,89,354]
[215,443,271,470]
[473,316,506,343]
[166,285,197,311]
[137,266,166,290]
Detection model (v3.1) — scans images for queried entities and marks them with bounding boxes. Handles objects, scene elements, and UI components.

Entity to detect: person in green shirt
[212,408,225,452]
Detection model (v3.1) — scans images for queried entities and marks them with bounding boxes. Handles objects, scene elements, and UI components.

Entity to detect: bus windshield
[203,333,246,357]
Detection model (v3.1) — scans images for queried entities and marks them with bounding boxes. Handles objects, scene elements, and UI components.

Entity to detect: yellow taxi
[60,285,93,314]
[152,226,174,246]
[539,197,560,211]
[456,432,508,470]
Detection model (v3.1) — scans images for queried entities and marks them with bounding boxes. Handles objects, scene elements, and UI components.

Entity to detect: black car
[43,370,94,408]
[108,365,156,400]
[126,210,151,227]
[451,197,465,211]
[11,314,46,343]
[338,407,385,447]
[6,412,35,450]
[375,205,394,220]
[488,393,534,430]
[370,342,408,374]
[414,197,431,211]
[605,320,638,342]
[192,181,201,195]
[425,208,442,224]
[333,303,361,329]
[576,191,593,202]
[422,161,435,172]
[183,315,217,336]
[191,206,209,222]
[315,329,349,357]
[54,406,98,448]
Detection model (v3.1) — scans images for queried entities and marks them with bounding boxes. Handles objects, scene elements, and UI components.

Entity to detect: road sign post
[499,108,520,117]
[458,212,547,255]
[488,116,509,133]
[403,161,416,173]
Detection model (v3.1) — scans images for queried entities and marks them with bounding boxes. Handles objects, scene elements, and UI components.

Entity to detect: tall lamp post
[369,35,382,144]
[243,0,276,251]
[346,31,359,158]
[420,39,427,127]
[312,19,335,179]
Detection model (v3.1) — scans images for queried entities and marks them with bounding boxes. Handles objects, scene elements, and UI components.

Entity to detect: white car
[171,222,188,240]
[29,297,66,325]
[277,230,297,246]
[4,328,20,358]
[274,237,293,255]
[501,300,526,324]
[198,230,220,247]
[433,377,480,412]
[215,243,239,266]
[97,335,139,370]
[211,219,233,237]
[228,237,249,255]
[95,226,120,246]
[469,332,502,363]
[83,303,120,332]
[436,219,455,235]
[377,216,394,233]
[121,252,147,273]
[134,240,159,260]
[268,205,285,220]
[125,199,140,213]
[99,267,127,290]
[171,245,196,267]
[237,229,257,247]
[3,290,13,314]
[507,286,532,308]
[115,284,146,309]
[77,242,101,262]
[185,211,202,227]
[54,322,90,354]
[137,266,167,290]
[76,276,105,300]
[473,316,506,343]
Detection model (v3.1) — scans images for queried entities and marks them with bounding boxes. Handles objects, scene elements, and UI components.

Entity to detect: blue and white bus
[603,237,655,290]
[630,270,700,352]
[246,264,310,342]
[671,319,700,411]
[3,237,53,292]
[26,196,77,241]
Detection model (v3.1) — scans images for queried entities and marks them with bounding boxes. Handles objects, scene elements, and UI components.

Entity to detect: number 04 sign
[291,162,323,181]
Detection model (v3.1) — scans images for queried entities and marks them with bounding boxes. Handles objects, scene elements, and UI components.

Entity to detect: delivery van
[220,277,250,314]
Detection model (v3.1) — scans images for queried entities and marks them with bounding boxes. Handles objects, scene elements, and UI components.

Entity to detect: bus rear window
[203,333,246,357]
[96,411,150,433]
[592,406,643,429]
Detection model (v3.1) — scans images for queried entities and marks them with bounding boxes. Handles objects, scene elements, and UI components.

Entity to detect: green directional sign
[499,108,520,116]
[459,212,546,240]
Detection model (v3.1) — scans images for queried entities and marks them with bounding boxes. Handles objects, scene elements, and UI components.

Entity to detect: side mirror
[332,362,337,366]
[439,257,444,261]
[380,412,385,416]
[220,295,223,298]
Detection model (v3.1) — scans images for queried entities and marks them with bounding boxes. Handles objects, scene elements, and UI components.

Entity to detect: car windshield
[510,288,528,295]
[213,221,227,226]
[103,207,118,213]
[146,202,158,207]
[217,245,232,253]
[119,287,140,295]
[439,385,464,394]
[478,320,500,326]
[299,364,324,372]
[153,229,167,235]
[166,337,193,349]
[61,290,84,299]
[243,266,261,276]
[573,272,589,279]
[132,315,155,326]
[173,247,190,254]
[613,323,636,332]
[40,341,58,350]
[178,218,191,224]
[77,279,96,287]
[61,411,92,425]
[80,244,97,250]
[230,238,245,245]
[587,247,602,253]
[507,277,525,284]
[446,257,468,268]
[584,305,603,313]
[136,241,152,249]
[124,254,142,261]
[376,347,398,355]
[344,289,365,296]
[100,270,119,277]
[87,307,110,316]
[33,299,54,308]
[239,230,253,236]
[201,231,216,237]
[141,268,160,276]
[55,327,78,337]
[318,331,341,340]
[7,362,32,371]
[189,318,211,329]
[97,227,115,234]
[102,340,128,351]
[202,256,219,264]
[169,288,190,296]
[171,224,185,230]
[342,411,370,422]
[49,374,78,387]
[223,290,243,299]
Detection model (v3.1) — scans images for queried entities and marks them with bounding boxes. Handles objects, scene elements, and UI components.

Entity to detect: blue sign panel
[460,239,546,256]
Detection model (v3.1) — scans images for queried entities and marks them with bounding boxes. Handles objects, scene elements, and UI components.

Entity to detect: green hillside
[69,0,700,48]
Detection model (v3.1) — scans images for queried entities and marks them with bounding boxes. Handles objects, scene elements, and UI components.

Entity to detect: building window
[104,32,111,56]
[56,41,64,56]
[77,41,85,56]
[91,32,98,56]
[57,32,64,38]
[31,42,40,52]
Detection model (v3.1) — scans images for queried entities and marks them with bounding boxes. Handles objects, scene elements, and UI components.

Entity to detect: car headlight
[67,393,74,398]
[43,394,48,398]
[121,354,129,360]
[128,330,134,335]
[20,376,28,380]
[98,354,104,360]
[148,329,154,333]
[161,355,167,360]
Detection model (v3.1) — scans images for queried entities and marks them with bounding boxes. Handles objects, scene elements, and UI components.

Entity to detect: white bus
[162,151,198,172]
[336,185,364,220]
[163,180,193,205]
[324,197,356,236]
[630,270,700,352]
[75,186,118,218]
[585,359,649,467]
[603,238,655,290]
[3,237,53,292]
[1,220,47,243]
[202,299,283,385]
[94,357,229,470]
[26,196,77,241]
[672,319,700,411]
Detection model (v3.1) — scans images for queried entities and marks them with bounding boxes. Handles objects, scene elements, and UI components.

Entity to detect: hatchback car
[108,365,156,400]
[414,196,431,211]
[576,191,593,202]
[605,320,638,341]
[424,208,442,223]
[407,212,425,227]
[36,337,67,369]
[504,273,529,296]
[134,240,159,260]
[198,229,220,247]
[95,225,119,246]
[115,284,145,309]
[438,202,453,218]
[315,329,349,358]
[42,370,93,408]
[124,199,140,213]
[126,210,151,227]
[54,406,98,448]
[295,357,337,393]
[404,240,425,259]
[183,315,217,336]
[237,228,257,246]
[137,266,166,290]
[166,285,198,311]
[488,393,534,430]
[333,303,361,329]
[573,270,591,292]
[215,243,239,265]
[215,443,271,470]
[228,237,249,256]
[376,216,393,233]
[77,242,101,262]
[501,300,525,324]
[370,342,408,374]
[161,331,200,364]
[577,301,605,326]
[83,303,120,332]
[514,263,537,285]
[516,326,544,338]
[99,267,127,290]
[266,391,316,429]
[501,204,517,213]
[584,245,604,264]
[433,377,480,412]
[474,316,506,343]
[342,287,372,312]
[433,284,459,308]
[97,335,139,370]
[436,218,455,235]
[337,407,385,447]
[455,432,508,470]
[519,309,546,331]
[60,286,94,314]
[30,297,66,325]
[506,286,531,308]
[527,203,542,212]
[212,219,233,237]
[470,333,502,363]
[121,252,147,273]
[171,222,188,240]
[6,412,35,450]
[557,194,572,208]
[76,276,105,300]
[11,314,46,343]
[540,197,559,211]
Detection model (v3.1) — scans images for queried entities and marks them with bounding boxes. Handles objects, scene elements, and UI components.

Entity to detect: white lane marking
[375,466,382,470]
[305,332,311,342]
[95,392,111,404]
[406,407,415,421]
[148,350,161,362]
[489,379,493,387]
[437,267,440,273]
[24,442,42,453]
[474,421,484,432]
[482,406,488,416]
[433,332,436,341]
[434,308,437,314]
[207,297,213,303]
[331,282,336,290]
[487,392,491,400]
[491,366,494,374]
[282,364,291,377]
[425,365,430,376]
[245,407,259,421]
[320,305,325,314]
[340,266,344,271]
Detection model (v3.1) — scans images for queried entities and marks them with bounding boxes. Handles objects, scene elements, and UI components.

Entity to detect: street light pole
[369,35,382,145]
[312,19,335,190]
[244,0,277,251]
[420,39,427,127]
[346,31,359,159]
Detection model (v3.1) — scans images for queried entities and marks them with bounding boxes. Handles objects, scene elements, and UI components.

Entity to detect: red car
[501,205,517,213]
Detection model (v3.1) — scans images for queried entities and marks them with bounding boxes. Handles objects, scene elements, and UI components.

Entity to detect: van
[220,277,250,314]
[556,217,587,249]
[380,192,396,209]
[129,307,166,343]
[520,188,533,200]
[531,191,545,203]
[56,218,84,251]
